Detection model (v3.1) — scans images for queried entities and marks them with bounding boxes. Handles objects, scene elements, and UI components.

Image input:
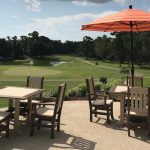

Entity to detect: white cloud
[70,0,125,6]
[12,15,18,18]
[13,11,116,41]
[72,0,98,6]
[113,0,125,4]
[15,0,125,11]
[23,0,41,12]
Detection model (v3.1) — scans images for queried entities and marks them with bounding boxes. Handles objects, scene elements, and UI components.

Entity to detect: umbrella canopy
[82,5,150,86]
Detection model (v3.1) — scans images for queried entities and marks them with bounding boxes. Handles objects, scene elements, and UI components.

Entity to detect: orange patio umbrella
[82,5,150,86]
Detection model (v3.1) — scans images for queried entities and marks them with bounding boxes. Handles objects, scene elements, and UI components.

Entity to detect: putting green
[3,66,62,76]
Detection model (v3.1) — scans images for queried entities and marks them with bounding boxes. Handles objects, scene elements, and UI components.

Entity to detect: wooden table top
[0,86,44,99]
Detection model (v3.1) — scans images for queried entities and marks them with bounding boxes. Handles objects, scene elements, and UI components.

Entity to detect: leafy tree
[78,36,94,59]
[0,38,12,60]
[111,32,127,67]
[95,35,112,60]
[0,30,149,67]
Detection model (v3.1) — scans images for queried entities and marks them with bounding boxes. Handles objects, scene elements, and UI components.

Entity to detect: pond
[49,61,66,66]
[24,60,67,66]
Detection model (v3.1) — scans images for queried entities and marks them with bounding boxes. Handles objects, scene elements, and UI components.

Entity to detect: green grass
[3,66,62,76]
[0,55,150,107]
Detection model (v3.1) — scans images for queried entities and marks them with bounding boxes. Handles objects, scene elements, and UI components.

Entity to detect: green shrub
[99,77,107,84]
[95,61,98,65]
[67,88,78,97]
[104,79,123,90]
[67,82,105,97]
[95,82,104,90]
[77,84,87,96]
[43,89,58,97]
[67,84,86,97]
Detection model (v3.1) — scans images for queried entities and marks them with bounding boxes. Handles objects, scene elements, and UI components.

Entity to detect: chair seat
[130,111,147,117]
[20,99,41,104]
[0,111,10,138]
[0,112,10,122]
[36,107,54,117]
[42,96,56,102]
[92,99,113,106]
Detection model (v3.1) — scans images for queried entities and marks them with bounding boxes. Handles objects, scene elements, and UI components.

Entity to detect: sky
[0,0,150,42]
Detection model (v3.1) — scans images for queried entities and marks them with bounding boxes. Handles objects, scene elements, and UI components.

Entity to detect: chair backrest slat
[86,77,95,100]
[57,84,66,112]
[86,77,106,103]
[27,76,44,88]
[53,83,66,117]
[26,76,44,98]
[127,76,143,87]
[129,87,148,114]
[88,77,95,95]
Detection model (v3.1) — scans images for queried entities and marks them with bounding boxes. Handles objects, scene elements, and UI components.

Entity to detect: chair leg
[90,112,93,122]
[111,104,114,120]
[56,113,61,132]
[95,108,97,117]
[107,109,110,124]
[51,124,55,138]
[127,116,131,137]
[37,119,41,130]
[57,124,60,132]
[128,125,130,137]
[30,123,34,136]
[30,113,35,136]
[57,118,60,132]
[5,118,10,138]
[147,117,150,138]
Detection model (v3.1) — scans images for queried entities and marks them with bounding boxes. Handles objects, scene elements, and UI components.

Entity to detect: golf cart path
[75,58,150,78]
[75,57,119,71]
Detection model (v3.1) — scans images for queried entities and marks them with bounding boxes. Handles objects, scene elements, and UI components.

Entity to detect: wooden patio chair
[25,76,44,101]
[20,76,44,115]
[30,83,66,138]
[0,111,11,138]
[126,75,143,87]
[126,87,150,137]
[86,77,114,124]
[122,75,144,115]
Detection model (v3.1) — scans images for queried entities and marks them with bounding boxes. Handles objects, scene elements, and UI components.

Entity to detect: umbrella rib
[135,21,145,25]
[82,24,94,30]
[134,21,139,31]
[119,22,130,26]
[104,22,115,32]
[118,21,147,27]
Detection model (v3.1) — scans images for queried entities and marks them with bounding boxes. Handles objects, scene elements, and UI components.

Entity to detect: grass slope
[0,55,149,107]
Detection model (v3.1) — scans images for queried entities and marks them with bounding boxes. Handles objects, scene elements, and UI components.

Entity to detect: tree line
[0,31,149,66]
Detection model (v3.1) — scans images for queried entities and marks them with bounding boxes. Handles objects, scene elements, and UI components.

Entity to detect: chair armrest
[96,90,107,97]
[37,102,56,106]
[31,102,56,114]
[95,89,106,92]
[42,96,56,102]
[88,93,96,100]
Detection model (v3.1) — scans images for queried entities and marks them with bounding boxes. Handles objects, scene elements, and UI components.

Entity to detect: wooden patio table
[0,86,44,131]
[109,85,128,124]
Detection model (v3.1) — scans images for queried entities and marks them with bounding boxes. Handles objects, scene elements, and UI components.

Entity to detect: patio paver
[0,101,150,150]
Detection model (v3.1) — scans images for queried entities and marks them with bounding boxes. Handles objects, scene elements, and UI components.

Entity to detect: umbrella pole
[130,22,134,87]
[129,5,134,87]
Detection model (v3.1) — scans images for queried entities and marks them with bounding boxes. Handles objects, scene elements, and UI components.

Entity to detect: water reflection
[49,61,66,66]
[25,60,67,66]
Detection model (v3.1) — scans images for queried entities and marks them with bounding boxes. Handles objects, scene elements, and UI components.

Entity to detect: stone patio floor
[0,100,150,150]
